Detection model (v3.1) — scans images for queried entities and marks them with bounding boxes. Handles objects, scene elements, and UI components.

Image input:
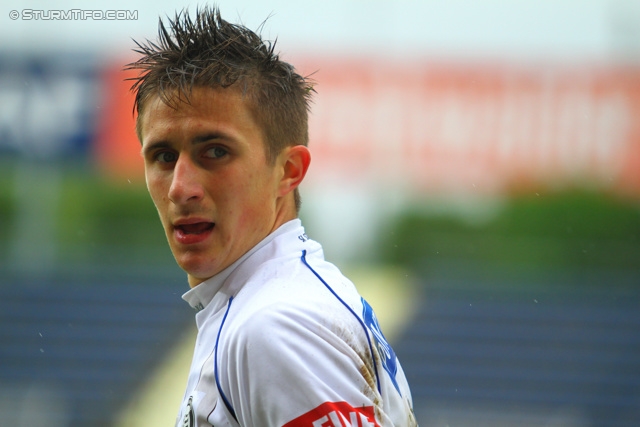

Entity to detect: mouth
[172,220,215,245]
[175,222,215,235]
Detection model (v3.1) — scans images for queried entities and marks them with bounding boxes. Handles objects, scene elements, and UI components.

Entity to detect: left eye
[205,147,228,159]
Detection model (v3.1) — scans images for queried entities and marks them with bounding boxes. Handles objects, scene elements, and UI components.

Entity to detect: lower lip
[173,225,214,245]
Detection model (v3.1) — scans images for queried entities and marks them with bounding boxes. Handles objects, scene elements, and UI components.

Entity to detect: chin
[177,255,220,281]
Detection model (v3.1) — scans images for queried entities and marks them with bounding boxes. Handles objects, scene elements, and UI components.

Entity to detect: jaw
[174,246,224,288]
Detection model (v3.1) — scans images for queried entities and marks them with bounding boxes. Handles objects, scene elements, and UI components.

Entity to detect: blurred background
[1,0,639,426]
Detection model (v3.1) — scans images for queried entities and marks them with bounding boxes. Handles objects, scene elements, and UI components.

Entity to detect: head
[128,6,314,211]
[127,7,313,286]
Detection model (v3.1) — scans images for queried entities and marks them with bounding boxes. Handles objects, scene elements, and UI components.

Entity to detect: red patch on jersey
[283,401,380,427]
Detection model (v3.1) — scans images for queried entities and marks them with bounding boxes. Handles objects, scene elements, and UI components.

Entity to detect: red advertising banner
[95,57,640,196]
[94,63,144,184]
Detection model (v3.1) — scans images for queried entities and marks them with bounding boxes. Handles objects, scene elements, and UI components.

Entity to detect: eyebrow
[192,133,224,145]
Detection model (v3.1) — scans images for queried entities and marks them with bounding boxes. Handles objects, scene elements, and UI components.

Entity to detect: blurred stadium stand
[397,270,640,426]
[2,268,638,426]
[0,278,192,427]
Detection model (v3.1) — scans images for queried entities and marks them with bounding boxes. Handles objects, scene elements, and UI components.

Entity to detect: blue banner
[0,54,99,160]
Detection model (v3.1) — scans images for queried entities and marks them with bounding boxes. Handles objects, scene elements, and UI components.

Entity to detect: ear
[278,145,311,197]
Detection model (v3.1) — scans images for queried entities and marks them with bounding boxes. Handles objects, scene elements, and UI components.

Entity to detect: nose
[168,156,204,205]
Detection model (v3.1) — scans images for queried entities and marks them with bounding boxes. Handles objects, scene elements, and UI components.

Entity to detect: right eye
[155,151,178,163]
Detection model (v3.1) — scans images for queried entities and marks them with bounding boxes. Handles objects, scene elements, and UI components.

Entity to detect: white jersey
[178,219,417,427]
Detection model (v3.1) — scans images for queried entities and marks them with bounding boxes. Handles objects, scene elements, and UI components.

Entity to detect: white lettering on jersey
[311,410,378,427]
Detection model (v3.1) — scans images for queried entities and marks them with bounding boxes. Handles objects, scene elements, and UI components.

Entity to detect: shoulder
[240,248,362,318]
[230,278,355,342]
[223,257,369,358]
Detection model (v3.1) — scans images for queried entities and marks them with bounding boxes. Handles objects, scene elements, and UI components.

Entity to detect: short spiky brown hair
[126,6,314,210]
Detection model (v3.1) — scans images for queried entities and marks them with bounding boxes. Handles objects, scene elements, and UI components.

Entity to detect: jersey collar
[181,219,304,311]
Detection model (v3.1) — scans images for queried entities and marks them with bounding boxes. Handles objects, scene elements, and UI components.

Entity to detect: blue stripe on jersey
[215,296,238,423]
[300,249,383,395]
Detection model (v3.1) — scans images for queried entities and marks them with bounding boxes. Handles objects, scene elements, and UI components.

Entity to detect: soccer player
[127,6,417,426]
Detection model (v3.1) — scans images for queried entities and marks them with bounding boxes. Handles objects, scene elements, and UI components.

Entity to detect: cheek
[224,184,262,221]
[241,179,277,223]
[146,174,170,212]
[146,182,162,205]
[217,166,277,221]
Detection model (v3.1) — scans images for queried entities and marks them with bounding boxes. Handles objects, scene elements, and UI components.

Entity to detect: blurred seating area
[398,272,640,426]
[0,276,192,427]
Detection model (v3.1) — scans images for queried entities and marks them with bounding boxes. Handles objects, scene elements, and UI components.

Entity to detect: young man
[128,7,417,426]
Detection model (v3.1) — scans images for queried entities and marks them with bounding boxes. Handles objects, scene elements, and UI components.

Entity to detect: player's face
[140,87,285,287]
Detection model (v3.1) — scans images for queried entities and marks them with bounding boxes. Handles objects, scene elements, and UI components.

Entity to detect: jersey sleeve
[220,298,382,426]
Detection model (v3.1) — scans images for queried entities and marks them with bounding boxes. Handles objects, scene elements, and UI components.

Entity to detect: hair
[126,6,314,212]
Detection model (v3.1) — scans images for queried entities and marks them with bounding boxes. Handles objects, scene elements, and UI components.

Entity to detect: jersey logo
[181,395,195,427]
[283,401,379,427]
[361,298,401,394]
